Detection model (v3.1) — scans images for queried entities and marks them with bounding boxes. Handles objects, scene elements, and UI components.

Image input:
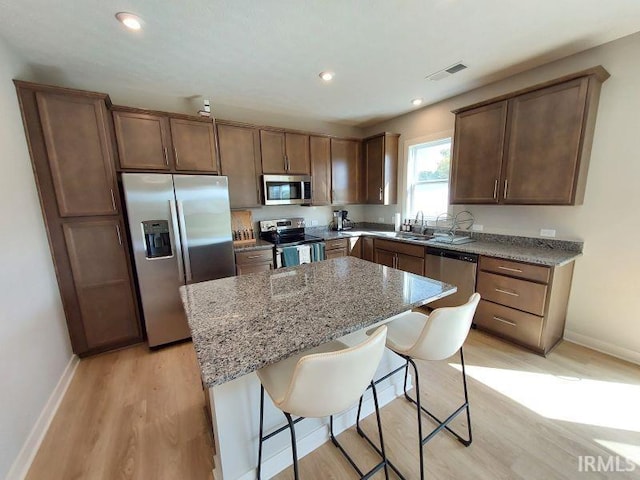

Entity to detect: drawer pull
[493,316,516,327]
[498,266,523,273]
[495,288,520,297]
[246,255,264,259]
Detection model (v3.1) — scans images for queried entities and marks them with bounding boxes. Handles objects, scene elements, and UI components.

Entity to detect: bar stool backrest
[408,293,480,361]
[278,326,387,418]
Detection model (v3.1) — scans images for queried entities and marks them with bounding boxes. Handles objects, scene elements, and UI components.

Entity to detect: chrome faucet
[414,210,425,233]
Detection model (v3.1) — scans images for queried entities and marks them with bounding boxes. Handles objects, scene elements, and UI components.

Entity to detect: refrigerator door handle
[176,200,193,283]
[169,199,185,282]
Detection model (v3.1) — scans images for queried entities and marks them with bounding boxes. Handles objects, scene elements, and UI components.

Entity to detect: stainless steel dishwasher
[425,247,478,309]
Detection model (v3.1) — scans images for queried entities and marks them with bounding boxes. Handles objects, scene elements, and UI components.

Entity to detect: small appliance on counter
[330,210,353,231]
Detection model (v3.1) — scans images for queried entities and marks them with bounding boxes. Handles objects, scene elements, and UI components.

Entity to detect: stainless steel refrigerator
[122,174,235,347]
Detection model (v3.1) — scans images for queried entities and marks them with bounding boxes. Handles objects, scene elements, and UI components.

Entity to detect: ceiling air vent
[426,62,467,81]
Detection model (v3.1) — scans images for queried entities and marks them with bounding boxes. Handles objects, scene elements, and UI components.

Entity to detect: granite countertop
[233,239,274,252]
[315,229,581,267]
[180,257,455,387]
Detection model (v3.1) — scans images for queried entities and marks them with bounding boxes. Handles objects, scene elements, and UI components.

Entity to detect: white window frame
[401,130,454,221]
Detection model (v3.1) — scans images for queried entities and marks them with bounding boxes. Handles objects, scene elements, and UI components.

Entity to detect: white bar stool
[359,293,481,480]
[256,326,389,480]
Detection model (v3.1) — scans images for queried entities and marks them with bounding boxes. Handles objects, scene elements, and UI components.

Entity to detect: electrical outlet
[471,224,484,231]
[311,220,318,226]
[378,217,384,222]
[540,229,556,237]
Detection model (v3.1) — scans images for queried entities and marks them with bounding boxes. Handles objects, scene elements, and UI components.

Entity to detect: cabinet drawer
[480,256,550,284]
[235,249,273,264]
[477,271,547,315]
[474,300,543,348]
[374,239,424,258]
[326,238,349,250]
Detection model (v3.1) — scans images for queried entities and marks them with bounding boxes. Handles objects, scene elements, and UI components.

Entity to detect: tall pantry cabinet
[15,81,142,356]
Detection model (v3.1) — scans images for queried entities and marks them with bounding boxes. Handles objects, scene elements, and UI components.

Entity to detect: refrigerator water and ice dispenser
[142,220,172,259]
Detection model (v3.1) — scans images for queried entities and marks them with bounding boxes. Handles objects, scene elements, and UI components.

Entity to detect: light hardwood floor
[26,330,640,479]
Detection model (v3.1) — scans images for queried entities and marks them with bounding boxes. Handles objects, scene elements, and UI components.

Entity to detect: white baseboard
[564,330,640,366]
[5,354,79,480]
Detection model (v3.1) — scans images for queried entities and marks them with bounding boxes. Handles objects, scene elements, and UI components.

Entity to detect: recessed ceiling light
[319,71,334,81]
[411,98,424,106]
[116,12,142,31]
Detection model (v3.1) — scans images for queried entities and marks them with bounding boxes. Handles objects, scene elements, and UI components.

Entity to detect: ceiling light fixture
[116,12,142,31]
[319,71,334,81]
[411,98,424,106]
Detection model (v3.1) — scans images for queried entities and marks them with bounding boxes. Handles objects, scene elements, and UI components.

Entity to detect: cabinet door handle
[115,224,122,245]
[498,266,523,273]
[174,147,179,166]
[493,179,498,199]
[110,189,116,211]
[495,288,519,297]
[163,147,169,166]
[379,187,383,201]
[283,154,287,171]
[493,316,516,326]
[504,179,508,199]
[247,255,263,259]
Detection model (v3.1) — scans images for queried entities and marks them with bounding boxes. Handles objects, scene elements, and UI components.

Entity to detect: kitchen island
[180,257,456,480]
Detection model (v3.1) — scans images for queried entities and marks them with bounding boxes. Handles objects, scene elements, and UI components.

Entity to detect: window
[406,137,451,219]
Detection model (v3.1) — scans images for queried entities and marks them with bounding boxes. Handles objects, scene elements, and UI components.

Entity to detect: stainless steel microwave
[263,175,312,205]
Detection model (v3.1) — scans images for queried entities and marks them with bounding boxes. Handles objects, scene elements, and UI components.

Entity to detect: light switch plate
[471,224,484,231]
[378,217,384,222]
[540,229,556,237]
[311,220,318,226]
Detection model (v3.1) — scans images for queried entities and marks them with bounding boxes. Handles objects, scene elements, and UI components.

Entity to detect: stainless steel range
[259,217,325,268]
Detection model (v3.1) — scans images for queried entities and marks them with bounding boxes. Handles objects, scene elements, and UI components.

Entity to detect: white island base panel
[208,329,411,480]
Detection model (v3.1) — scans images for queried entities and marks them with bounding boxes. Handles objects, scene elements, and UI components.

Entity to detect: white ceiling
[1,0,640,128]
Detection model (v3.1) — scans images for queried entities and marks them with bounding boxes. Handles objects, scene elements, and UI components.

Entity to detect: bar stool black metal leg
[403,359,411,401]
[408,357,425,480]
[371,382,390,480]
[284,412,300,480]
[460,347,472,446]
[257,385,265,480]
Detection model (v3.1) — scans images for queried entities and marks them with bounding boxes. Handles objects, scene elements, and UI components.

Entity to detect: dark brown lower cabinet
[325,238,349,259]
[362,237,375,262]
[374,238,425,275]
[235,249,274,275]
[63,219,140,349]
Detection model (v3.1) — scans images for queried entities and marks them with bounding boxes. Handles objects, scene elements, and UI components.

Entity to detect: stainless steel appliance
[262,175,312,205]
[425,247,478,309]
[331,209,353,231]
[259,217,325,268]
[122,174,235,347]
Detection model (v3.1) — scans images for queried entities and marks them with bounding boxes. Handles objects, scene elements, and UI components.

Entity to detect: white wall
[365,32,640,362]
[0,36,73,478]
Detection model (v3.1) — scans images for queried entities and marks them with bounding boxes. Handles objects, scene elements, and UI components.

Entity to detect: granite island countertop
[180,256,455,387]
[316,229,582,267]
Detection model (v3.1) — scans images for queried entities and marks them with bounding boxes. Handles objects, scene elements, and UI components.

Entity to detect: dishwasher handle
[426,247,478,263]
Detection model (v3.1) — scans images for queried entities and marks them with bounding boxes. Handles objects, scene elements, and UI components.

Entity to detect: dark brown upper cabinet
[450,102,507,204]
[170,117,217,172]
[310,136,331,205]
[364,132,399,205]
[15,81,142,357]
[113,111,171,170]
[260,130,310,175]
[217,122,262,208]
[36,91,119,217]
[331,138,361,204]
[112,106,217,173]
[450,66,609,205]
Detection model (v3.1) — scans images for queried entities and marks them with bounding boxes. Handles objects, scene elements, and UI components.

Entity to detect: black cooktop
[260,231,323,247]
